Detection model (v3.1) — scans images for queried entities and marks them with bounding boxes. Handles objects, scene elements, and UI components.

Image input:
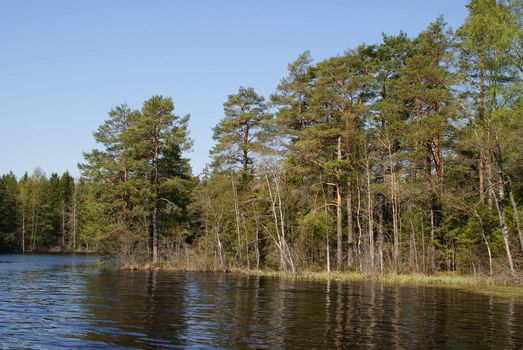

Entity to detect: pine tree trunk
[62,204,66,250]
[430,208,436,271]
[254,210,260,270]
[242,125,250,176]
[409,218,419,272]
[336,137,343,271]
[356,177,363,269]
[325,199,331,273]
[73,186,77,251]
[378,204,384,273]
[366,157,374,271]
[22,208,26,253]
[487,160,494,207]
[508,181,523,254]
[152,202,158,264]
[479,148,485,202]
[347,179,354,268]
[478,59,485,203]
[388,145,399,271]
[433,136,443,180]
[151,127,160,265]
[421,221,426,272]
[31,206,37,251]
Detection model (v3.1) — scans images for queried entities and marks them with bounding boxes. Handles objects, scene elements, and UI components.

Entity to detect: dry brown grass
[232,269,523,299]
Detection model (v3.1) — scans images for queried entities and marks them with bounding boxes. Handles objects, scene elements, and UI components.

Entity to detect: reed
[231,269,523,299]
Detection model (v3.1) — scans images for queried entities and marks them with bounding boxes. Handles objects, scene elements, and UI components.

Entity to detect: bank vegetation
[1,0,522,286]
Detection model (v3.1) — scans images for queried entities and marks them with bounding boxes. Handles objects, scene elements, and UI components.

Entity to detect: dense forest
[1,0,522,278]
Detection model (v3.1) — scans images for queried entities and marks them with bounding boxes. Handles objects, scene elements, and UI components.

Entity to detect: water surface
[0,254,521,349]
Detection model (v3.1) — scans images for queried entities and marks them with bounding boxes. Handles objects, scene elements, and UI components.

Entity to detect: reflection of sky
[1,255,522,349]
[180,277,228,349]
[0,254,117,349]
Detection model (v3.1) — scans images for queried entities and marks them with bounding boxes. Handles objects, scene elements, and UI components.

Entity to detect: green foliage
[79,96,194,258]
[191,0,523,275]
[211,87,271,175]
[1,0,521,277]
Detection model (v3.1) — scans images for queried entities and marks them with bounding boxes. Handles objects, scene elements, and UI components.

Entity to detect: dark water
[0,255,522,349]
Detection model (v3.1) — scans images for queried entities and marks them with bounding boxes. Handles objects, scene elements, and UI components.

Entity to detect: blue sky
[0,0,469,178]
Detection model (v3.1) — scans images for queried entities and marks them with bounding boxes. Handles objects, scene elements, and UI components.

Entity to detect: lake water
[0,254,521,349]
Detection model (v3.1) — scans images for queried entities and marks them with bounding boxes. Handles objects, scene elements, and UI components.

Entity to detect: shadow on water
[0,254,522,349]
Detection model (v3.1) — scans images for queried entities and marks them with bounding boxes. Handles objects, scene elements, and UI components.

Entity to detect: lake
[0,254,521,349]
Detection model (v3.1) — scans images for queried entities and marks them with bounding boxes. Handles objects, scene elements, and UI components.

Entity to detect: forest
[1,0,522,279]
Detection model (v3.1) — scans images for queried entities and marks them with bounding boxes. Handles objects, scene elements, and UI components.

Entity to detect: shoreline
[0,250,98,255]
[236,270,523,299]
[120,262,523,300]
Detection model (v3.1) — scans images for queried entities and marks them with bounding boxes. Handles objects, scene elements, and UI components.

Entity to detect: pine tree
[127,96,192,263]
[0,173,18,251]
[211,87,270,176]
[457,0,522,274]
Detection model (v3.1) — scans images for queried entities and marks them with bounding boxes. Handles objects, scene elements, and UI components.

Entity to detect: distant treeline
[0,170,87,252]
[1,0,522,278]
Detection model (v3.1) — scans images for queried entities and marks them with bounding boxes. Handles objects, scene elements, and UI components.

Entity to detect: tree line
[1,0,522,278]
[0,170,85,252]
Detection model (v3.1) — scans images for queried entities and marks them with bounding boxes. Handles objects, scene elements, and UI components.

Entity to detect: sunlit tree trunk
[320,174,331,273]
[347,179,354,268]
[356,177,363,270]
[507,179,523,254]
[378,204,384,273]
[31,205,37,251]
[265,170,295,274]
[231,175,242,266]
[275,175,295,274]
[490,175,515,276]
[478,60,486,203]
[150,123,160,265]
[336,137,343,270]
[409,218,419,272]
[366,155,374,271]
[206,196,224,268]
[388,144,399,271]
[253,207,260,270]
[475,210,493,275]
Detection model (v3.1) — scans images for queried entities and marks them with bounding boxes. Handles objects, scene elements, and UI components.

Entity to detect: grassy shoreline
[121,262,523,299]
[232,269,523,299]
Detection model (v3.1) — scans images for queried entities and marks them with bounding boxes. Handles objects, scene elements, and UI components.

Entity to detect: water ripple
[0,254,522,349]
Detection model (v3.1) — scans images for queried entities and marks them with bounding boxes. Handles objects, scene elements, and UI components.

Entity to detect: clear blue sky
[0,0,469,178]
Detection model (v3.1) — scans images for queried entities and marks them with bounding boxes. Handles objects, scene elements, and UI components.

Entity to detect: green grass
[231,269,523,299]
[120,260,523,299]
